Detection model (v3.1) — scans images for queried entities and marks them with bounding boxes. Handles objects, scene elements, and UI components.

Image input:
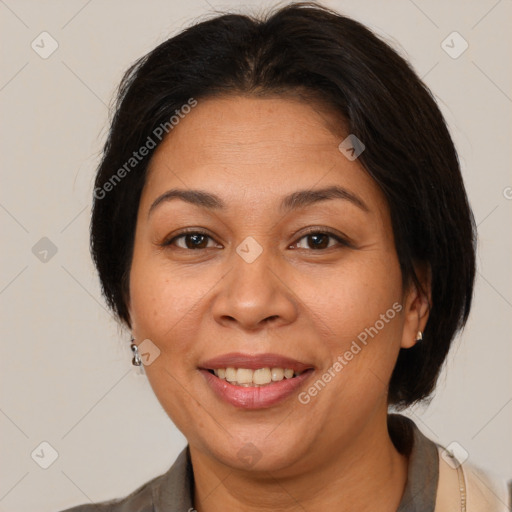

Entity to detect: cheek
[304,250,403,341]
[302,251,404,395]
[129,249,185,343]
[129,259,207,426]
[129,250,222,359]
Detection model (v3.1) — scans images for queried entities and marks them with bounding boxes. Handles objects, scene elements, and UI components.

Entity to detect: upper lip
[199,352,314,372]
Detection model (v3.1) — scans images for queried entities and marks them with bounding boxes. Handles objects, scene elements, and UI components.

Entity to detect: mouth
[198,353,315,408]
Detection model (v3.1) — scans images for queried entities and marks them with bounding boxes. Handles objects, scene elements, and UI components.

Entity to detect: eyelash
[160,227,352,251]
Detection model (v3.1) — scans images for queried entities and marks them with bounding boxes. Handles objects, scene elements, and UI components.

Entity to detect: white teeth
[271,367,284,381]
[225,367,237,382]
[253,368,272,385]
[236,368,253,384]
[211,367,300,386]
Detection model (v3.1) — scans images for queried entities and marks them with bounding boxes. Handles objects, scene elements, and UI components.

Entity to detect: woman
[62,2,510,511]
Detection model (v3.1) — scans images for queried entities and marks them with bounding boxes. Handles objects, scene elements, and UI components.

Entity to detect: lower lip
[200,369,314,409]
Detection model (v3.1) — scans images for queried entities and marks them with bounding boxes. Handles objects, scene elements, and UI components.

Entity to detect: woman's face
[129,95,425,474]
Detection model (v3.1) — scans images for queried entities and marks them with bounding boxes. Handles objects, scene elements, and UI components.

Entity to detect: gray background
[0,0,511,510]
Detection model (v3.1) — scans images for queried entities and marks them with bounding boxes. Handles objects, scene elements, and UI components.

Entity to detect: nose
[211,243,299,331]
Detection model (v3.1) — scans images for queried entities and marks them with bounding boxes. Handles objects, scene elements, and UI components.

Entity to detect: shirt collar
[390,413,440,512]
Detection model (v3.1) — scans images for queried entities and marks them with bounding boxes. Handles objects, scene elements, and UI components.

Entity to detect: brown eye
[293,231,348,250]
[179,233,210,249]
[304,233,330,249]
[162,231,219,250]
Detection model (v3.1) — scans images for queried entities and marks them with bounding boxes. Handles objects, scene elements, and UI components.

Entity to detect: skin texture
[128,95,430,512]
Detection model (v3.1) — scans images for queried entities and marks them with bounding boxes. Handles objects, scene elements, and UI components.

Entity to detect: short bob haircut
[90,2,476,409]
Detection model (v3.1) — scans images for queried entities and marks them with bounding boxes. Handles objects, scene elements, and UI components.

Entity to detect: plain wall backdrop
[1,0,511,510]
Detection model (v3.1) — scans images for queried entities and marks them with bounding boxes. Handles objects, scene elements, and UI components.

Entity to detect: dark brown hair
[90,2,476,408]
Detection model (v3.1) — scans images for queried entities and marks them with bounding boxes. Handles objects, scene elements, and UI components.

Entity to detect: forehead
[149,94,342,168]
[142,95,387,215]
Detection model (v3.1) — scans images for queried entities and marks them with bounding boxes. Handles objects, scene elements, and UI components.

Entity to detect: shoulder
[58,471,165,512]
[57,446,193,512]
[434,444,511,512]
[388,413,511,512]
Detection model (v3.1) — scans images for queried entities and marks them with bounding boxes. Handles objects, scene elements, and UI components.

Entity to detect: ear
[400,262,431,349]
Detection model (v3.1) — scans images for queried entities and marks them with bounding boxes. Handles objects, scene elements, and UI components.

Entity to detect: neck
[190,412,409,512]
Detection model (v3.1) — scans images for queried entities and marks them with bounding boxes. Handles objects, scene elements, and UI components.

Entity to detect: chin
[200,430,310,474]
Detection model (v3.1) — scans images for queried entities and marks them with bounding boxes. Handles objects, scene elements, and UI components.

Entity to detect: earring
[416,330,423,342]
[130,338,142,366]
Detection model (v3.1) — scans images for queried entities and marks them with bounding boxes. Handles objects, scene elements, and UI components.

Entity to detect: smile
[199,353,315,408]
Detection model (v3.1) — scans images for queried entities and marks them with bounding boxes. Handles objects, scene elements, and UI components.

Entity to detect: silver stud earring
[130,338,142,366]
[416,330,423,342]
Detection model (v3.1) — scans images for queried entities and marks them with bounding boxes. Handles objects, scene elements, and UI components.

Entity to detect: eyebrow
[148,185,369,218]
